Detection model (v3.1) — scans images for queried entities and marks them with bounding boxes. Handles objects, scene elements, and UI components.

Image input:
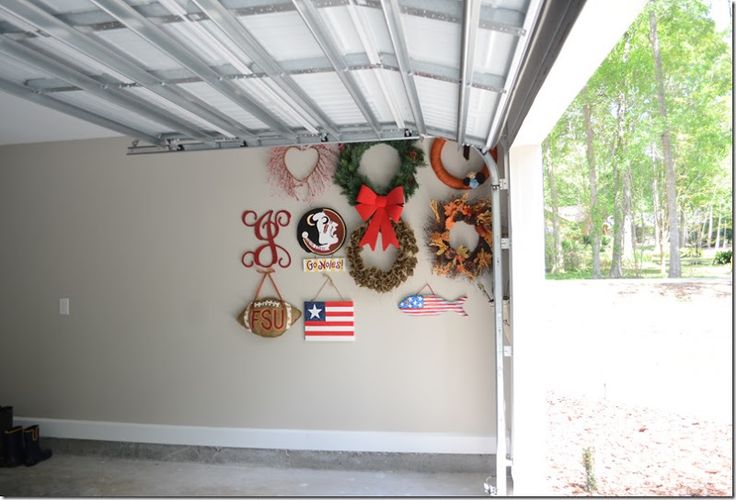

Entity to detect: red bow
[355,185,405,250]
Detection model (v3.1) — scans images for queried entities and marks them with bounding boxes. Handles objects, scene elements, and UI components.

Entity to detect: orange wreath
[427,194,493,280]
[430,138,498,190]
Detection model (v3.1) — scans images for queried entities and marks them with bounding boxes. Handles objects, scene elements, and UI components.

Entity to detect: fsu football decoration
[239,268,302,338]
[297,208,346,256]
[304,274,354,342]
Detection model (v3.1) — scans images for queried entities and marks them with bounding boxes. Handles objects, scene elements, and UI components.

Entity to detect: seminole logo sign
[296,208,346,256]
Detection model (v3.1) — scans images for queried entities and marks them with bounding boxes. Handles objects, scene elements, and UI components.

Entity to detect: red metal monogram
[241,210,292,269]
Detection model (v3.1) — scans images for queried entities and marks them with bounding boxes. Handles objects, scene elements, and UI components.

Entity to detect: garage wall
[0,136,497,450]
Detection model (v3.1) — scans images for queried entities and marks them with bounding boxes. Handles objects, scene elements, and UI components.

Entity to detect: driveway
[540,278,732,495]
[541,278,732,421]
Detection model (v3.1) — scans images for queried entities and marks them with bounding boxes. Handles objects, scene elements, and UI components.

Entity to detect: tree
[608,92,627,278]
[582,85,602,278]
[544,139,563,273]
[650,148,666,273]
[648,5,680,277]
[648,0,732,262]
[542,0,731,279]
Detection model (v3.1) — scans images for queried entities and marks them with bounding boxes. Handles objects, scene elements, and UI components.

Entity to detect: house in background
[0,0,645,495]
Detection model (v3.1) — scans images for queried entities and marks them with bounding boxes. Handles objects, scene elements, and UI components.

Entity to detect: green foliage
[713,250,732,265]
[543,0,732,278]
[582,447,597,493]
[562,238,586,272]
[682,246,703,258]
[547,248,732,279]
[582,234,609,249]
[545,231,557,273]
[334,141,425,206]
[547,269,595,280]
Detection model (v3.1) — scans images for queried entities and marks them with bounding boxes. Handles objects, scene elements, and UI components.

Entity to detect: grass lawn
[548,246,733,280]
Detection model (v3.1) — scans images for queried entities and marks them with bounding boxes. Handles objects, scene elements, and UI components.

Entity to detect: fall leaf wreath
[428,195,493,280]
[346,219,418,293]
[334,140,425,204]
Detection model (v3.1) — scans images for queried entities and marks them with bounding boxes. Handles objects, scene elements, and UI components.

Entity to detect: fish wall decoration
[398,292,468,317]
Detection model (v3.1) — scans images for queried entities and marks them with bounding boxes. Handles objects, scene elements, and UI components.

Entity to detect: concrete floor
[0,454,493,496]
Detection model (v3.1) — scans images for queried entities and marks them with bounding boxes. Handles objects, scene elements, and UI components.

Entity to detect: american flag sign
[304,301,355,341]
[397,294,468,317]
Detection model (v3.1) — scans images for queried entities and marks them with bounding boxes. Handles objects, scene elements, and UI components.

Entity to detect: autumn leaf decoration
[426,195,493,280]
[430,199,441,224]
[476,248,492,270]
[430,230,450,256]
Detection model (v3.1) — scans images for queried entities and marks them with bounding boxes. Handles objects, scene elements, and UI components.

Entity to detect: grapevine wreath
[346,219,418,293]
[427,194,493,280]
[334,140,425,205]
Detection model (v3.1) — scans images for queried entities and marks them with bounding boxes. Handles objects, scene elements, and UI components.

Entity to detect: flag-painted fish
[398,294,468,316]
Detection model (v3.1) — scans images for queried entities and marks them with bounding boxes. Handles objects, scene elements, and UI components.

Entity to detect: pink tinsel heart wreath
[267,144,339,203]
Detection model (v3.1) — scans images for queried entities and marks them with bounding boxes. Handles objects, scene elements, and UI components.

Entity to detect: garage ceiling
[0,0,541,153]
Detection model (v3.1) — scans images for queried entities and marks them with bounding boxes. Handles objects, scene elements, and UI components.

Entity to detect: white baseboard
[16,417,495,454]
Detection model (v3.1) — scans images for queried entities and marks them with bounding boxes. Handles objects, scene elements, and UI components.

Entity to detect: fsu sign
[239,269,301,338]
[296,208,346,256]
[243,298,302,338]
[303,257,345,272]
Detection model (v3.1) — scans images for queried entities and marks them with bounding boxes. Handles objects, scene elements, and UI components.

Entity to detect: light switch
[59,298,70,316]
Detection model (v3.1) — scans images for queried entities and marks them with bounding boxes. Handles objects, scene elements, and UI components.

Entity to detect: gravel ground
[542,278,733,496]
[546,392,732,496]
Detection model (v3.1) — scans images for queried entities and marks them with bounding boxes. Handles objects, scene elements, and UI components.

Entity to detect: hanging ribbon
[251,268,286,306]
[416,282,438,296]
[310,273,347,301]
[354,185,405,250]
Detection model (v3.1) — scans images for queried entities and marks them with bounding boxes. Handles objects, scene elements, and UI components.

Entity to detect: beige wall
[0,136,496,437]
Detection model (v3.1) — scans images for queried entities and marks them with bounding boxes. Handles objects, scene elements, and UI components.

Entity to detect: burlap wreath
[427,195,493,280]
[347,219,418,293]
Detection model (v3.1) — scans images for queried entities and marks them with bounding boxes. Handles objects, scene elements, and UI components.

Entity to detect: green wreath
[334,141,425,205]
